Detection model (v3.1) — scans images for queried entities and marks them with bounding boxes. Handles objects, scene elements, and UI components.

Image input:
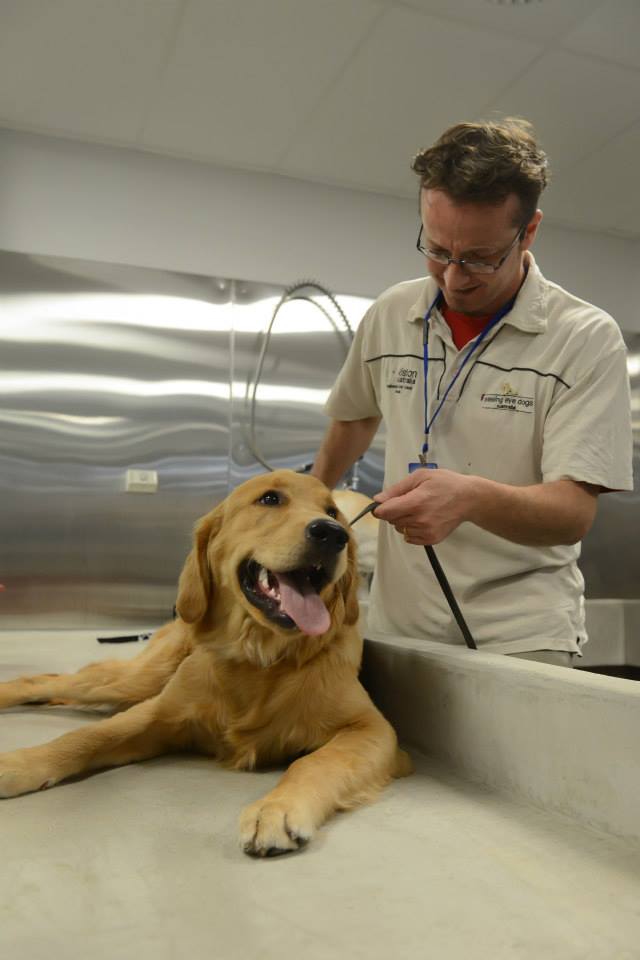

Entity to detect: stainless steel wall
[579,331,640,600]
[0,250,383,628]
[0,249,637,629]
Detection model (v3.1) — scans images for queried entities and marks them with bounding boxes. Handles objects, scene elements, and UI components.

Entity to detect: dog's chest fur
[169,642,359,770]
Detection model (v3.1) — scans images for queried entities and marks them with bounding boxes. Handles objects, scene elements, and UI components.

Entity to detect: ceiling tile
[141,0,383,166]
[280,5,542,196]
[562,0,640,71]
[388,0,603,44]
[0,0,180,140]
[484,50,640,173]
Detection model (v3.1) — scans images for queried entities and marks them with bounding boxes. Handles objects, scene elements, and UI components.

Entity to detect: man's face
[419,189,541,316]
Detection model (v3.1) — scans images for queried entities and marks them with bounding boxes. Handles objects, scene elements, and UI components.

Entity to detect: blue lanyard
[420,290,517,458]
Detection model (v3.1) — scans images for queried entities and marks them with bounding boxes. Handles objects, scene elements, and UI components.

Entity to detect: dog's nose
[306,519,348,554]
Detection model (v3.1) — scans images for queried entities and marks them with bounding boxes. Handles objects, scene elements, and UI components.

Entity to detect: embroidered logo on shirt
[481,385,534,413]
[386,366,418,394]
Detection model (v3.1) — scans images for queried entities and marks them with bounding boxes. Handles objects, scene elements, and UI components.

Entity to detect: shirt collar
[407,252,548,334]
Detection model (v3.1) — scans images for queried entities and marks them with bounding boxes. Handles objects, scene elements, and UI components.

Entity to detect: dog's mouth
[239,559,332,636]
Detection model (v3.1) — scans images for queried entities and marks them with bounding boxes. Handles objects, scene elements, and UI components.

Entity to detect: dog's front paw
[0,749,57,798]
[239,797,316,858]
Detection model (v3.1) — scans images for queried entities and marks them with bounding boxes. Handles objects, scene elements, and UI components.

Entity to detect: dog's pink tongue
[276,574,331,636]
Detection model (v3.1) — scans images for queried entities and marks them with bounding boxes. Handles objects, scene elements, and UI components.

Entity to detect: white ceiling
[1,0,640,238]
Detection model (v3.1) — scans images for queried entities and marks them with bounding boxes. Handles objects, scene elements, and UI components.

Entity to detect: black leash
[97,632,152,644]
[348,500,477,651]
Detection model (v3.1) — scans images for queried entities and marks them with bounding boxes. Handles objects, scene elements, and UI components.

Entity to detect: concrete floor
[1,631,640,960]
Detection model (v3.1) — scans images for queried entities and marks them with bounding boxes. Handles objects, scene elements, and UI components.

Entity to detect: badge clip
[408,453,438,473]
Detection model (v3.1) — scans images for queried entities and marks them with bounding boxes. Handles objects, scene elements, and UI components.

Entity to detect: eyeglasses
[416,224,526,275]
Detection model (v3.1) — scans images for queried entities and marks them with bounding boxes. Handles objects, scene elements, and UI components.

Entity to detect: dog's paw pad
[243,830,310,859]
[239,800,314,858]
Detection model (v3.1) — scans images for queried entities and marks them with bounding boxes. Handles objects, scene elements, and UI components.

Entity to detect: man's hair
[411,117,549,225]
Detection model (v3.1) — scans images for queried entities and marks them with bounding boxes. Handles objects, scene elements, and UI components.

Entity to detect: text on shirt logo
[387,367,418,394]
[481,384,534,413]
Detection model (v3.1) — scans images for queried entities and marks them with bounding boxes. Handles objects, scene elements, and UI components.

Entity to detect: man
[312,118,633,665]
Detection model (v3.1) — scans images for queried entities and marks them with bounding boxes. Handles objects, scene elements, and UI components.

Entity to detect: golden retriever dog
[0,470,411,857]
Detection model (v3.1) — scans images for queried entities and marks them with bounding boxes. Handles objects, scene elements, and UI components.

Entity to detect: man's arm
[311,417,381,490]
[373,468,599,547]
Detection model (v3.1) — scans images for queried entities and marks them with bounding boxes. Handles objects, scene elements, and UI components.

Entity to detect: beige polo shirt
[326,255,633,654]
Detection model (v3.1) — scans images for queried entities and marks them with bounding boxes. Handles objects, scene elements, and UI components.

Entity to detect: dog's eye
[326,506,338,519]
[258,490,282,506]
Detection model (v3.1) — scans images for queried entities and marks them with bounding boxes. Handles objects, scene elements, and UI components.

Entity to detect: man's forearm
[375,470,600,547]
[468,477,599,547]
[311,417,381,489]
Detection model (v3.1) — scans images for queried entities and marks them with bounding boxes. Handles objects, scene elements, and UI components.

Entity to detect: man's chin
[444,288,486,313]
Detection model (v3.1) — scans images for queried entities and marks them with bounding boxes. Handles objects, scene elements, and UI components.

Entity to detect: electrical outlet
[126,469,158,494]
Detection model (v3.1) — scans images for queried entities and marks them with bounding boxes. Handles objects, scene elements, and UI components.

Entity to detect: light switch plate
[126,469,158,493]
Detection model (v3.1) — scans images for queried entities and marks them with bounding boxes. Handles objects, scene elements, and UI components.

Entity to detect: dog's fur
[0,470,411,856]
[332,488,380,582]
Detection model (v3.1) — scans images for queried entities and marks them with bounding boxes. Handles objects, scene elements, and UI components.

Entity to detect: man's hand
[372,468,474,545]
[372,470,599,548]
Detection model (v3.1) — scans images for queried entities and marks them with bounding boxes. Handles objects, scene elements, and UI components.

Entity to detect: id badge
[408,461,438,473]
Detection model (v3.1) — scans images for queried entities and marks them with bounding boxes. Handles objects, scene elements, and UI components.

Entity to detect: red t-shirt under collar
[441,304,494,350]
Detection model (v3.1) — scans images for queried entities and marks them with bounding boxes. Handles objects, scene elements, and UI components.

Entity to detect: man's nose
[443,260,475,284]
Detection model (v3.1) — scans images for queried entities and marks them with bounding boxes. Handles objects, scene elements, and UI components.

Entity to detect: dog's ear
[338,534,360,627]
[176,506,223,624]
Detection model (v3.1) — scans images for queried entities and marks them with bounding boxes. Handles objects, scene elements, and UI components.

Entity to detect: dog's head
[176,470,359,644]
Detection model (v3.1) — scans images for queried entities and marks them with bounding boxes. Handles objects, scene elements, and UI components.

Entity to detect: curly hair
[411,118,549,225]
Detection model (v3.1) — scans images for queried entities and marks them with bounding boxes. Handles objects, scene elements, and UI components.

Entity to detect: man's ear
[522,209,543,250]
[176,505,223,624]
